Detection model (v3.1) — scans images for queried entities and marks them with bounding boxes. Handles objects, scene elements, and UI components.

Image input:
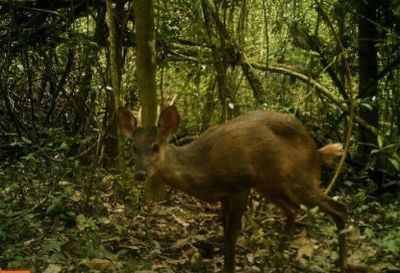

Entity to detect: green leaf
[364,227,374,238]
[48,253,66,263]
[59,141,69,150]
[21,136,32,144]
[17,64,24,71]
[42,240,65,253]
[21,153,36,161]
[360,102,373,111]
[377,134,384,149]
[389,157,400,171]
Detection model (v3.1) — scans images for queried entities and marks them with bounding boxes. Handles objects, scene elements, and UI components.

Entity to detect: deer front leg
[221,193,249,273]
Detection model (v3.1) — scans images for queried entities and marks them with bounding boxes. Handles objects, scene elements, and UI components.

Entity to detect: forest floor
[1,166,400,273]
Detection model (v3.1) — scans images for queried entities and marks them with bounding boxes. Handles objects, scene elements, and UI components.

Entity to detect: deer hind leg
[302,193,348,273]
[275,176,348,273]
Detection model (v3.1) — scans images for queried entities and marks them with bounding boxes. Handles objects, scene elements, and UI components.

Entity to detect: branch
[249,61,377,135]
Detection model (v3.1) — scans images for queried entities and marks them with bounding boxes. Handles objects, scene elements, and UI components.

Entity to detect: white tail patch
[318,143,343,165]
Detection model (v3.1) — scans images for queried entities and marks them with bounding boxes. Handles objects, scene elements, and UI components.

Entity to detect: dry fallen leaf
[23,238,35,247]
[289,232,315,260]
[80,258,123,272]
[172,237,190,249]
[171,213,190,227]
[246,253,255,264]
[190,250,202,264]
[290,231,311,249]
[297,243,314,259]
[43,264,62,273]
[283,268,293,273]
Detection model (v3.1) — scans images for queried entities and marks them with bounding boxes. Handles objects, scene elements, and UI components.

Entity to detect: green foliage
[376,228,400,255]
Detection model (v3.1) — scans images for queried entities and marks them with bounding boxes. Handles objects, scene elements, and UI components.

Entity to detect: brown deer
[117,105,348,273]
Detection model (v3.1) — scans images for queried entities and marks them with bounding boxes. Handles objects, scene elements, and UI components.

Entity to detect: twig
[314,2,355,194]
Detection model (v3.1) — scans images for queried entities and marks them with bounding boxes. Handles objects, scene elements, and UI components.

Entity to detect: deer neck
[155,143,208,194]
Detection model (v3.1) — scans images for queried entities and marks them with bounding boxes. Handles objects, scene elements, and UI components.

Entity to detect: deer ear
[117,107,137,137]
[158,105,179,136]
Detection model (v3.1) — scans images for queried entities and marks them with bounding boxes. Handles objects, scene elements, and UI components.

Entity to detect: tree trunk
[358,0,379,156]
[133,0,165,199]
[133,0,158,128]
[358,0,384,185]
[104,0,123,167]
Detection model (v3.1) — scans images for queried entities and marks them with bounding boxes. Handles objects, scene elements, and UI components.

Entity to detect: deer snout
[133,157,149,181]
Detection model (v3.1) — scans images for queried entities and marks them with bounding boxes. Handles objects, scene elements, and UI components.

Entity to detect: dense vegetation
[1,0,399,272]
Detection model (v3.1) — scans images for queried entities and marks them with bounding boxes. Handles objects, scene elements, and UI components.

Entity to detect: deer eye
[151,143,160,154]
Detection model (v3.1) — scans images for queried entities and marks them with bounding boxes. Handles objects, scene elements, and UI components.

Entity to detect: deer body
[157,111,320,202]
[118,107,348,273]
